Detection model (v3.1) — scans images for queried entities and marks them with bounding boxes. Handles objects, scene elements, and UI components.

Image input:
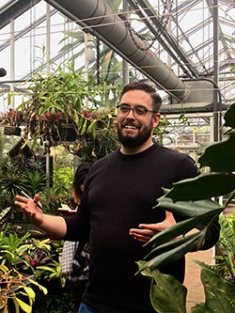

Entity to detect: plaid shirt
[61,241,89,282]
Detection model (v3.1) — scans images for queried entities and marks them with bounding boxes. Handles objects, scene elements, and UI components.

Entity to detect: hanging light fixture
[0,68,7,77]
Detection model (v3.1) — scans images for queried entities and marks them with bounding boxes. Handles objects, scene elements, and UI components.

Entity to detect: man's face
[117,89,160,148]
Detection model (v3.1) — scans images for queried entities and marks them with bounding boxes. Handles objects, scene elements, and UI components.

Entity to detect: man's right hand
[15,194,71,239]
[15,194,44,227]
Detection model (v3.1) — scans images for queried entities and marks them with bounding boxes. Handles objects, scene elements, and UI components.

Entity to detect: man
[15,82,220,313]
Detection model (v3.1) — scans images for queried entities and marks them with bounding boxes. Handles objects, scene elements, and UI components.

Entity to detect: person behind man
[15,81,220,313]
[61,162,91,313]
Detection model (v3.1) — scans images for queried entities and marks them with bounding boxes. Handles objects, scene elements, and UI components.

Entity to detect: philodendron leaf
[224,102,235,129]
[165,173,235,202]
[145,231,206,261]
[189,302,205,313]
[155,196,222,217]
[199,266,235,312]
[145,207,222,248]
[138,261,187,313]
[139,230,206,272]
[198,136,235,172]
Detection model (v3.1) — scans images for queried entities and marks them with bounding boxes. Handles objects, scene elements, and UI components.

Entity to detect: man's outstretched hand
[129,211,177,243]
[15,194,43,227]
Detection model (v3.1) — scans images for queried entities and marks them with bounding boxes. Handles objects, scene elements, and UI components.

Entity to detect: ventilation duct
[45,0,190,102]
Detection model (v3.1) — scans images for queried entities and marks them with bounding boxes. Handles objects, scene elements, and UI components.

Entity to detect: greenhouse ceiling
[0,0,235,114]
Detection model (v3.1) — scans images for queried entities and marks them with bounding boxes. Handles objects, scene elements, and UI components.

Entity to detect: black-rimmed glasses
[116,104,157,116]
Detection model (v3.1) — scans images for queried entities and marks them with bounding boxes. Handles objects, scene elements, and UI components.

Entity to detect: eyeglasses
[116,104,157,116]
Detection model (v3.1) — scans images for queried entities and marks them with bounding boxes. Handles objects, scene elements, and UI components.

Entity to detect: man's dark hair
[120,81,162,113]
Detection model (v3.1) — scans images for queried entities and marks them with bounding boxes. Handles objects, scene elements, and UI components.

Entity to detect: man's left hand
[129,211,176,243]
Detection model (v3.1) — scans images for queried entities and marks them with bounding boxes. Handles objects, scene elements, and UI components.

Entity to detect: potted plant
[64,107,119,162]
[1,108,24,136]
[0,136,49,222]
[137,102,235,312]
[18,60,100,150]
[0,226,47,313]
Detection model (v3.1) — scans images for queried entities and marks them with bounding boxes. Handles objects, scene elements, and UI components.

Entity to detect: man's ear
[153,113,161,128]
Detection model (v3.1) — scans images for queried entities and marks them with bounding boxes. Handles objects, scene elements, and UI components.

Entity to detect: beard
[117,123,153,147]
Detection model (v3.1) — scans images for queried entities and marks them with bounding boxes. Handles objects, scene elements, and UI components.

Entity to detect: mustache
[121,121,139,128]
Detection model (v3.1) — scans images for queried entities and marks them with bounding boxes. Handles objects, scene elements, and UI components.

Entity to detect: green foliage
[165,173,235,202]
[140,260,235,313]
[20,171,47,196]
[68,107,119,162]
[0,164,47,218]
[0,225,62,280]
[19,60,97,119]
[0,227,31,270]
[33,292,74,313]
[16,58,120,160]
[17,59,103,152]
[0,227,48,313]
[153,117,172,145]
[0,132,9,173]
[139,261,187,313]
[197,261,235,312]
[0,224,65,312]
[19,237,63,282]
[51,166,74,198]
[1,166,24,200]
[213,212,235,283]
[138,103,235,312]
[198,136,235,172]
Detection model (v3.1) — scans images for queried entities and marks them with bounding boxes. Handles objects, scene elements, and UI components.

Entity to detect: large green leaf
[198,136,235,172]
[145,208,222,248]
[138,262,187,313]
[189,303,205,312]
[145,231,206,261]
[139,230,206,272]
[198,264,235,313]
[165,173,235,202]
[224,103,235,128]
[155,196,222,217]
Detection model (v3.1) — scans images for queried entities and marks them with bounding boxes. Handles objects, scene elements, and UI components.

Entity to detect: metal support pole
[122,0,129,86]
[46,3,51,73]
[46,4,51,203]
[213,0,219,142]
[84,32,95,105]
[10,19,15,109]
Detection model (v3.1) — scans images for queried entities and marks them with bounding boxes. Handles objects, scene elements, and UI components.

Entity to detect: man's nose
[126,108,135,118]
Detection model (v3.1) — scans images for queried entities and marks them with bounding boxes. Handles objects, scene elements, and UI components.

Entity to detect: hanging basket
[4,126,21,136]
[59,124,78,142]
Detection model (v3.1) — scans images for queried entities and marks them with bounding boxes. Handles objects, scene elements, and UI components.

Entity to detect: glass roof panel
[0,0,235,110]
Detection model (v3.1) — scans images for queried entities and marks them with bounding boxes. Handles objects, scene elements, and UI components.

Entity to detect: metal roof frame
[0,0,235,107]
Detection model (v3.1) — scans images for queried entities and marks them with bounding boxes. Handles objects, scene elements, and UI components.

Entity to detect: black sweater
[64,144,220,313]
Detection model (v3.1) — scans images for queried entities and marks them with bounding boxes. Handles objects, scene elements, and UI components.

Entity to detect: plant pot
[59,124,78,141]
[4,126,21,136]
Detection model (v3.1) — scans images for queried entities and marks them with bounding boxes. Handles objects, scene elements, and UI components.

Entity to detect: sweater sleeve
[63,189,90,242]
[196,218,220,250]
